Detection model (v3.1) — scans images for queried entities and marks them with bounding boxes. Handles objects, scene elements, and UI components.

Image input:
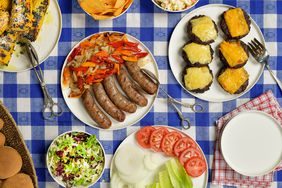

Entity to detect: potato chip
[103,0,116,7]
[80,0,105,14]
[113,5,124,16]
[80,0,133,20]
[124,0,133,9]
[92,14,114,20]
[114,0,126,8]
[100,9,116,15]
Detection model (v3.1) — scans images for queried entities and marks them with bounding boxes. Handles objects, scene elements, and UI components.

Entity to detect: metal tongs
[141,69,204,130]
[24,40,63,120]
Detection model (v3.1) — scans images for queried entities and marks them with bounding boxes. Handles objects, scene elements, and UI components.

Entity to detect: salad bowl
[46,131,105,188]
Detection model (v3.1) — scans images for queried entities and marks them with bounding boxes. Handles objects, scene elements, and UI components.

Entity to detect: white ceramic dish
[168,4,265,102]
[61,31,159,131]
[110,125,209,188]
[0,0,62,72]
[77,0,133,20]
[151,0,199,13]
[46,131,105,188]
[220,111,282,177]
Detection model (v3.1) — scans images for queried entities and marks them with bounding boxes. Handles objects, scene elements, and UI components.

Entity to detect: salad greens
[48,132,104,187]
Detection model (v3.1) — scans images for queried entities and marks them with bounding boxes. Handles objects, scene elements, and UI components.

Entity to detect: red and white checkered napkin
[212,90,282,188]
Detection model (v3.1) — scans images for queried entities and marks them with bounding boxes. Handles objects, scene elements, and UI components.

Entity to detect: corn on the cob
[9,0,32,34]
[0,11,9,36]
[25,0,50,41]
[0,32,17,66]
[0,0,11,11]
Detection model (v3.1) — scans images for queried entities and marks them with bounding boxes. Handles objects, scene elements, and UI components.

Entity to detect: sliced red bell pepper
[68,47,81,62]
[121,50,134,56]
[79,40,92,48]
[95,50,109,58]
[70,66,89,73]
[85,75,94,84]
[123,46,142,52]
[136,52,149,58]
[90,56,103,64]
[108,41,124,48]
[103,57,116,64]
[111,54,124,63]
[95,69,109,75]
[77,76,84,90]
[124,41,139,47]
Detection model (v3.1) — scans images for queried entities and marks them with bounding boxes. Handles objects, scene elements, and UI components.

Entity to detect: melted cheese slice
[224,8,250,38]
[219,41,248,67]
[218,68,249,94]
[183,43,212,65]
[184,67,213,90]
[191,16,217,42]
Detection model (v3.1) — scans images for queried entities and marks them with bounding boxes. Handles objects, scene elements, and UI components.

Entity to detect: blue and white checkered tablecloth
[0,0,281,187]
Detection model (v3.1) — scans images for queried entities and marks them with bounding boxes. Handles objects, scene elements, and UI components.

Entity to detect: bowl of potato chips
[78,0,134,20]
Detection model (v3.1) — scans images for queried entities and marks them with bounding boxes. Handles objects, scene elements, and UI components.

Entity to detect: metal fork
[248,38,282,91]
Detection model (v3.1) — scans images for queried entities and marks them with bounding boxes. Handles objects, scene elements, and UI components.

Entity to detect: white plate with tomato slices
[61,31,159,130]
[110,126,208,188]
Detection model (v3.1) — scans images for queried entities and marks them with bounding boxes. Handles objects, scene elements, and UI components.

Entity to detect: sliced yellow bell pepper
[81,61,96,67]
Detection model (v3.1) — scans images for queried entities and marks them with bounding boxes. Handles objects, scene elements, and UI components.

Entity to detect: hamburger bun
[0,146,22,179]
[2,173,34,188]
[0,132,5,146]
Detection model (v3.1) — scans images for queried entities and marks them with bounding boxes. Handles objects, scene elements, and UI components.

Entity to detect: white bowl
[151,0,199,13]
[46,131,106,188]
[77,0,134,20]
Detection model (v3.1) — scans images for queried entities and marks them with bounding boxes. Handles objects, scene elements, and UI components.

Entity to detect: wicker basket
[0,101,38,188]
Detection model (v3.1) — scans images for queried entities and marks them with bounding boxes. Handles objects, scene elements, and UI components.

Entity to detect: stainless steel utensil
[248,38,282,91]
[24,40,63,120]
[141,69,204,130]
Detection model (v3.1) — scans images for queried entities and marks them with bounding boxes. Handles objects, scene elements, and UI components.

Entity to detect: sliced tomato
[184,157,207,178]
[161,131,182,156]
[135,126,155,149]
[179,147,203,165]
[174,137,197,157]
[149,128,169,152]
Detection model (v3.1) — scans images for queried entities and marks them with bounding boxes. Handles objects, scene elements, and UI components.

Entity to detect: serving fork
[248,38,282,91]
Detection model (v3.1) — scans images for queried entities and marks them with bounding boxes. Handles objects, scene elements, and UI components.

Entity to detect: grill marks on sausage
[103,75,137,113]
[125,62,158,95]
[92,83,125,122]
[117,66,148,107]
[82,89,111,129]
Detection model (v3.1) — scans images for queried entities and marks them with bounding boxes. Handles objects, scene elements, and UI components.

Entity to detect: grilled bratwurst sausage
[103,75,137,113]
[125,62,158,95]
[93,83,125,122]
[117,66,148,107]
[82,89,111,129]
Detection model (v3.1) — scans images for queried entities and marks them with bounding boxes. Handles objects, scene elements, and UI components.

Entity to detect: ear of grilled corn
[0,11,9,36]
[0,0,50,66]
[0,32,17,66]
[9,0,33,35]
[0,0,11,11]
[25,0,50,41]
